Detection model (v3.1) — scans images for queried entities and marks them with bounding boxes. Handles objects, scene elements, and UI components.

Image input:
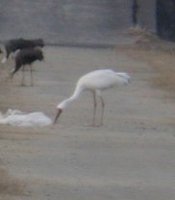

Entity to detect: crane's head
[53,98,73,124]
[53,108,63,124]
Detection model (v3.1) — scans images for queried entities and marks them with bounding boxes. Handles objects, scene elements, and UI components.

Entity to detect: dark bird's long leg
[30,65,33,86]
[21,65,25,86]
[10,65,18,80]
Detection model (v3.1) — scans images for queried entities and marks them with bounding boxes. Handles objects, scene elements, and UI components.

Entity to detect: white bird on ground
[53,69,130,126]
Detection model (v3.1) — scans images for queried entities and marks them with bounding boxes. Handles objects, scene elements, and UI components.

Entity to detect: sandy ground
[0,46,175,200]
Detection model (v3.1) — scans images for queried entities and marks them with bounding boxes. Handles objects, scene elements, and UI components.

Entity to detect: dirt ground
[0,44,175,200]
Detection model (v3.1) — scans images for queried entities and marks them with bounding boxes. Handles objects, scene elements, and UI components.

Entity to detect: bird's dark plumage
[1,38,44,62]
[11,48,44,76]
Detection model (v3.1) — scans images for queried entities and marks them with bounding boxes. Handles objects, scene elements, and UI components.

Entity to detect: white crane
[53,69,130,126]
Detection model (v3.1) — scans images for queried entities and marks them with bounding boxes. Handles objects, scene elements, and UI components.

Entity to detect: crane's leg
[92,91,97,126]
[96,90,104,126]
[30,65,33,86]
[99,96,105,126]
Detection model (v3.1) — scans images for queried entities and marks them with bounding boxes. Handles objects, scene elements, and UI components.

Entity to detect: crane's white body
[54,69,130,126]
[77,69,129,90]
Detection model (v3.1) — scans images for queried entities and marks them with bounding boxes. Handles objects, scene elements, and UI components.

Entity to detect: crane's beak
[53,108,63,124]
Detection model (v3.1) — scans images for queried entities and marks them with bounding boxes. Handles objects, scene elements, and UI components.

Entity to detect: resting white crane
[53,69,130,126]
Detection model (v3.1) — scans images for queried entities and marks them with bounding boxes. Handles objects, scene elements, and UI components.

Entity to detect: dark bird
[10,48,44,86]
[1,38,44,63]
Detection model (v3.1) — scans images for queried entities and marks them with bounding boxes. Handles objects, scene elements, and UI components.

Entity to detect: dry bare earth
[0,43,175,200]
[0,165,24,200]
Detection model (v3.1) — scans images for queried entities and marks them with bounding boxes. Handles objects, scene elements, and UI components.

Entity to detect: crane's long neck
[57,85,84,110]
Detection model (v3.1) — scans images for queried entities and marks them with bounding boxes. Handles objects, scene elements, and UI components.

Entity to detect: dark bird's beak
[53,108,63,124]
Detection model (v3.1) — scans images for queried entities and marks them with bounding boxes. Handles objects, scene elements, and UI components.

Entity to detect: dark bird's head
[35,48,44,61]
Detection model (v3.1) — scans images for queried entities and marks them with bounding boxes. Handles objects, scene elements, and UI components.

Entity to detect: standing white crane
[53,69,130,126]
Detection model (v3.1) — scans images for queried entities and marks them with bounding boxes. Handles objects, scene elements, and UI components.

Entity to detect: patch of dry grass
[149,54,175,93]
[0,166,24,197]
[122,27,175,98]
